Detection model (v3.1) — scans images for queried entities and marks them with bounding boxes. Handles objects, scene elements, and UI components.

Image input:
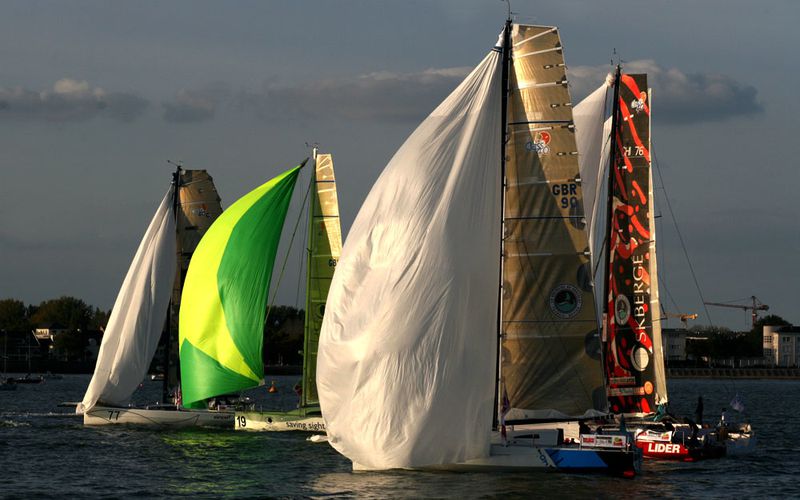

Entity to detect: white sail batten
[317,48,503,470]
[79,188,177,413]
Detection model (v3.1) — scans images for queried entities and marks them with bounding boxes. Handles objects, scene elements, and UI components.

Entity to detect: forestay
[317,48,502,469]
[79,187,177,413]
[500,24,605,421]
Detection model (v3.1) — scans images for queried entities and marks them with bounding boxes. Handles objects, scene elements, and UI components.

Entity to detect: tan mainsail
[167,170,223,394]
[302,153,343,407]
[501,25,604,419]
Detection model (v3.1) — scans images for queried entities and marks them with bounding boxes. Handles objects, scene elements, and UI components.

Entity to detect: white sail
[317,48,502,470]
[574,77,611,270]
[79,188,177,413]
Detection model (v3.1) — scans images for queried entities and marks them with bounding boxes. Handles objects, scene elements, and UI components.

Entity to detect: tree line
[685,314,790,361]
[0,296,109,334]
[0,296,306,368]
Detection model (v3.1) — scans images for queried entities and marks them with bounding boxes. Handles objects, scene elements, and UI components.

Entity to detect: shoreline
[668,367,800,379]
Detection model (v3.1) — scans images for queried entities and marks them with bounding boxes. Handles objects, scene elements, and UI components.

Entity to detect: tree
[0,298,31,333]
[263,306,305,365]
[30,296,93,331]
[687,325,743,360]
[89,307,110,331]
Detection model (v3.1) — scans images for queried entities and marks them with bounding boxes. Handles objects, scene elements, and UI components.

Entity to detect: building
[33,322,68,341]
[661,328,688,362]
[763,324,800,367]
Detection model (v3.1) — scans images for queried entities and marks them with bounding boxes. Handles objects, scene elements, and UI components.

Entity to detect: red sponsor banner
[637,440,691,459]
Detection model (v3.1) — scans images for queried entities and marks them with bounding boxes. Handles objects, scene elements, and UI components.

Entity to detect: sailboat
[234,148,342,432]
[578,68,755,460]
[79,167,233,427]
[177,161,305,419]
[316,20,640,476]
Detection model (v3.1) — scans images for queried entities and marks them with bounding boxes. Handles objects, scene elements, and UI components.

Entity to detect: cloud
[236,67,471,123]
[162,84,230,123]
[0,79,148,122]
[568,60,763,124]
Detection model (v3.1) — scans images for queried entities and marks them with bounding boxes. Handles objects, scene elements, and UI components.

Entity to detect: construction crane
[703,296,769,328]
[663,312,698,330]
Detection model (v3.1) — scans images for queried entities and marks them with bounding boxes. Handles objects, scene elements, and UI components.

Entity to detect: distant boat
[235,147,342,432]
[79,167,233,427]
[11,374,45,384]
[317,19,640,476]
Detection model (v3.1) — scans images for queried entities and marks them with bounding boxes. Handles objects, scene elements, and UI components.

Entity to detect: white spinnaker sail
[317,48,502,470]
[79,188,177,413]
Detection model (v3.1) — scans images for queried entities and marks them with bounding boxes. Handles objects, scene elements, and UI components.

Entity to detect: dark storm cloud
[236,67,471,122]
[569,60,763,124]
[161,83,231,123]
[0,79,147,122]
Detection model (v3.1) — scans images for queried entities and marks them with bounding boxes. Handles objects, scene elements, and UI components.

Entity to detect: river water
[1,375,796,498]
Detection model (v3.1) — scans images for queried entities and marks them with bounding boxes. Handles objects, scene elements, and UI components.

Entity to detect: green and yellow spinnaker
[179,164,302,406]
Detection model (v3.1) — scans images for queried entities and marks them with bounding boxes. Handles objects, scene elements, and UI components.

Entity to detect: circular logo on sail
[549,284,581,319]
[631,346,650,372]
[631,91,647,114]
[614,294,631,325]
[525,131,551,154]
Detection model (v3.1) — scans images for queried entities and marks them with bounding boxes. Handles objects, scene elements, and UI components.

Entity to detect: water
[1,376,797,498]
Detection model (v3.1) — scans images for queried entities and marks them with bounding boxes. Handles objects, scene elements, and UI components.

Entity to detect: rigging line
[657,269,682,318]
[652,180,682,317]
[295,175,311,309]
[265,171,314,328]
[650,141,714,326]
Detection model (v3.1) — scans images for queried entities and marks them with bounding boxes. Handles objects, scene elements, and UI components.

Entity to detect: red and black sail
[602,72,667,415]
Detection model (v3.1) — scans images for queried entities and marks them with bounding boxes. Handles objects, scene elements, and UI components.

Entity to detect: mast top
[500,0,513,22]
[306,141,320,160]
[167,159,183,184]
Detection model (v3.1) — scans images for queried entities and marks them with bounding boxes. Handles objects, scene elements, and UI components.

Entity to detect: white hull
[83,405,234,428]
[356,428,640,476]
[234,410,326,432]
[726,431,757,455]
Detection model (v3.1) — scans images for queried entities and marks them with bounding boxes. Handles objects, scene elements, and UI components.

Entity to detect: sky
[1,0,797,331]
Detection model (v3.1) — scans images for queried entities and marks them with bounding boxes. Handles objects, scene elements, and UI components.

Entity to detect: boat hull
[635,438,725,461]
[234,409,325,432]
[83,406,234,428]
[417,443,640,477]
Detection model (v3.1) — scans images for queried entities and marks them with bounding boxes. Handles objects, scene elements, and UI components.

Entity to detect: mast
[163,164,182,404]
[493,17,512,431]
[601,65,621,389]
[300,145,318,409]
